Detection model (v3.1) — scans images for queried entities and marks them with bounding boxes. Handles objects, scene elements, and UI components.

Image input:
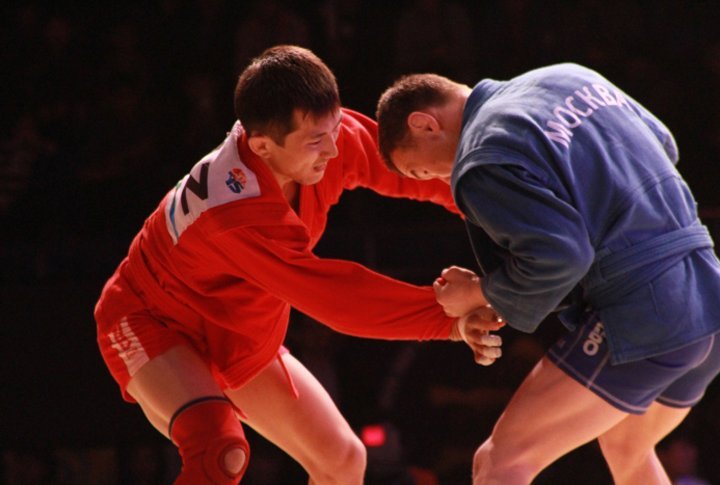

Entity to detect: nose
[322,134,339,159]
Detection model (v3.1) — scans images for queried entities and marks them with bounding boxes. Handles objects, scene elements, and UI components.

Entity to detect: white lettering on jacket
[544,83,632,148]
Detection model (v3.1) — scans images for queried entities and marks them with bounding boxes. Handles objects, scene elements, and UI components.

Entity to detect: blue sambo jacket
[451,63,720,364]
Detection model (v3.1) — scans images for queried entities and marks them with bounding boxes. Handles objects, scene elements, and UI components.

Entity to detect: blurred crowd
[2,0,720,283]
[2,1,720,483]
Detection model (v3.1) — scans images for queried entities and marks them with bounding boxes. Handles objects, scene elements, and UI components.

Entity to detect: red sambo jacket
[95,108,458,389]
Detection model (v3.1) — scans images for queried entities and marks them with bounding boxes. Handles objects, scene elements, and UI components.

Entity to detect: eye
[408,169,423,180]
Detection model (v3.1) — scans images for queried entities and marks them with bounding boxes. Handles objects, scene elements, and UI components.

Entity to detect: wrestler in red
[95,45,502,483]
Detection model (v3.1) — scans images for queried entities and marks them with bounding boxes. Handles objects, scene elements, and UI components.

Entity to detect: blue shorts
[547,318,720,414]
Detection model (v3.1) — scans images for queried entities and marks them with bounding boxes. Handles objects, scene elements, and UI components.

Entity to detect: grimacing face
[262,109,342,186]
[390,140,454,184]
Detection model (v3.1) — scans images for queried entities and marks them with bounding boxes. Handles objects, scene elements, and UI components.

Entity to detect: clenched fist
[434,266,488,317]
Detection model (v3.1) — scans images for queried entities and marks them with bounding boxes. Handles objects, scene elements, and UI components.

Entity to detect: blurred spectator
[360,421,424,484]
[53,447,118,485]
[314,0,387,112]
[387,333,544,482]
[0,114,55,216]
[76,76,161,235]
[2,449,53,485]
[286,312,345,404]
[658,436,711,485]
[673,35,720,209]
[472,0,561,77]
[168,71,229,166]
[96,11,152,86]
[233,0,311,74]
[316,0,363,73]
[1,1,720,482]
[118,442,164,485]
[392,0,475,84]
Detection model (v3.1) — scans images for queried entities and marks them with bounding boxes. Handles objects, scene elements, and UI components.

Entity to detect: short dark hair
[234,45,340,145]
[376,73,456,171]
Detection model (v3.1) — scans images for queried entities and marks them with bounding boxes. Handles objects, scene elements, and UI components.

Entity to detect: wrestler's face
[260,109,342,187]
[390,138,455,184]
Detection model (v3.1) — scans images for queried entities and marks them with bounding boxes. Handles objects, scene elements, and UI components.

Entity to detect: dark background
[2,1,720,483]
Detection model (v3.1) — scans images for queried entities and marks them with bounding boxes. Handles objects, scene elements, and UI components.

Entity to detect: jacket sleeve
[339,109,461,215]
[208,220,456,341]
[456,163,594,333]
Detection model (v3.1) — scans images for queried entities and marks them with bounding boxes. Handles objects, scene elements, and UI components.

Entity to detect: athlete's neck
[282,181,300,212]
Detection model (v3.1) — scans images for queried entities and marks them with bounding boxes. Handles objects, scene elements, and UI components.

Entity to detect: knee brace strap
[170,396,250,484]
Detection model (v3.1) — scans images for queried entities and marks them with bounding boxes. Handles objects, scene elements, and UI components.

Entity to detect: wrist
[473,277,488,307]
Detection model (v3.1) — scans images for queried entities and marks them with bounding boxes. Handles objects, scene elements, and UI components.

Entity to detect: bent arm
[456,164,594,332]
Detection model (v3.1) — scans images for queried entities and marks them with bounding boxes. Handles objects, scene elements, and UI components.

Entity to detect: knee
[339,434,367,475]
[597,434,621,458]
[170,397,250,484]
[222,446,248,476]
[309,433,366,484]
[598,433,652,464]
[472,440,537,484]
[328,433,366,479]
[473,443,496,482]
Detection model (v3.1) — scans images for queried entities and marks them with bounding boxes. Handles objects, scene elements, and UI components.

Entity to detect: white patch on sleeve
[108,317,149,377]
[165,123,261,243]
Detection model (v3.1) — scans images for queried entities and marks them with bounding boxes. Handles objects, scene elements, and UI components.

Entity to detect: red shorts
[95,260,290,402]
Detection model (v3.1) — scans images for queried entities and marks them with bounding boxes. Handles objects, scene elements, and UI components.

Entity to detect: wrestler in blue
[376,63,720,485]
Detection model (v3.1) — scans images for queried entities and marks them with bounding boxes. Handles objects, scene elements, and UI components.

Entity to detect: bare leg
[473,356,628,484]
[597,402,690,485]
[226,353,366,485]
[126,344,224,438]
[126,344,248,479]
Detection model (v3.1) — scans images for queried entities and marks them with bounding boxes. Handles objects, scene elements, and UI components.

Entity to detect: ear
[407,111,441,136]
[248,135,274,160]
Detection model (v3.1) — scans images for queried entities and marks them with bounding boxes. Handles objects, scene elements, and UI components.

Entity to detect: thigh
[97,300,192,403]
[484,356,628,470]
[599,400,690,453]
[225,352,358,468]
[127,344,225,438]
